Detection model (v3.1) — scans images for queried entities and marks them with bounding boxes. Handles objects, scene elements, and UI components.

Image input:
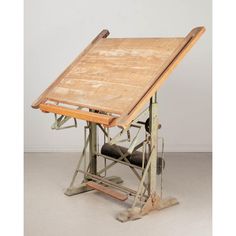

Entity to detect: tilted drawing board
[31,27,205,222]
[32,27,205,128]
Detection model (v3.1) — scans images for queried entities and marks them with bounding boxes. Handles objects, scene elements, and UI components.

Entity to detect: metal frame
[63,93,178,222]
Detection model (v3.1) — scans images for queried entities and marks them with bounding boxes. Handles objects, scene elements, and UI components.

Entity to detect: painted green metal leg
[65,120,124,197]
[148,94,158,194]
[89,121,97,175]
[65,121,98,196]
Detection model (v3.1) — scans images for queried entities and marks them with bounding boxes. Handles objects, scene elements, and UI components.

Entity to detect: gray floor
[24,152,212,236]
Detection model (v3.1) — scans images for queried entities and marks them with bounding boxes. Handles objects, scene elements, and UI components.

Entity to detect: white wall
[24,0,211,152]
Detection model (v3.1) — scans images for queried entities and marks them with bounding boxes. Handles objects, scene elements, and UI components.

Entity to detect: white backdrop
[24,0,211,152]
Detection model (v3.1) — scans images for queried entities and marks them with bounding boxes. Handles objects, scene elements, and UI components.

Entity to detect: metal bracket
[51,114,77,130]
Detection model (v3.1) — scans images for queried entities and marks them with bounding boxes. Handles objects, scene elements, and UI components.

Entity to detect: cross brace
[64,94,178,222]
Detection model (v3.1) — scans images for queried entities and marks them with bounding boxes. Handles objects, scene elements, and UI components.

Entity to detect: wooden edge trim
[114,26,206,128]
[86,181,128,201]
[32,29,110,109]
[39,103,115,126]
[122,26,205,117]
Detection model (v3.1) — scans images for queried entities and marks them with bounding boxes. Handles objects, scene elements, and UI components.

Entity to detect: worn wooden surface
[39,103,115,125]
[115,27,206,127]
[45,38,184,114]
[31,29,110,109]
[86,181,128,201]
[33,27,205,126]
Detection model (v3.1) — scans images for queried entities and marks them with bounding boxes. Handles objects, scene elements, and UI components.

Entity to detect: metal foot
[105,176,124,184]
[117,207,142,222]
[117,193,179,222]
[141,193,178,214]
[64,183,93,196]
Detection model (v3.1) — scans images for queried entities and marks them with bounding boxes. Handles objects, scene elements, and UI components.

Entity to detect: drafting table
[32,27,205,222]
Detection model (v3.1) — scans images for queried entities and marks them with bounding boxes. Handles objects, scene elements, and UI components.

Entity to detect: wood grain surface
[39,103,115,125]
[31,29,110,109]
[33,27,205,127]
[45,38,184,114]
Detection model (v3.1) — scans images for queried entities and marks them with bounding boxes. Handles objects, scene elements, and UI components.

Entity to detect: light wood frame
[32,27,205,128]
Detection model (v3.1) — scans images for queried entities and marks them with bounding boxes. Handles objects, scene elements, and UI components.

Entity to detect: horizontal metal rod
[96,153,143,170]
[78,169,138,196]
[137,121,145,125]
[130,124,142,129]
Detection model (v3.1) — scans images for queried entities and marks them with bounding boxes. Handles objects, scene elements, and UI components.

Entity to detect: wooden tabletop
[32,27,205,127]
